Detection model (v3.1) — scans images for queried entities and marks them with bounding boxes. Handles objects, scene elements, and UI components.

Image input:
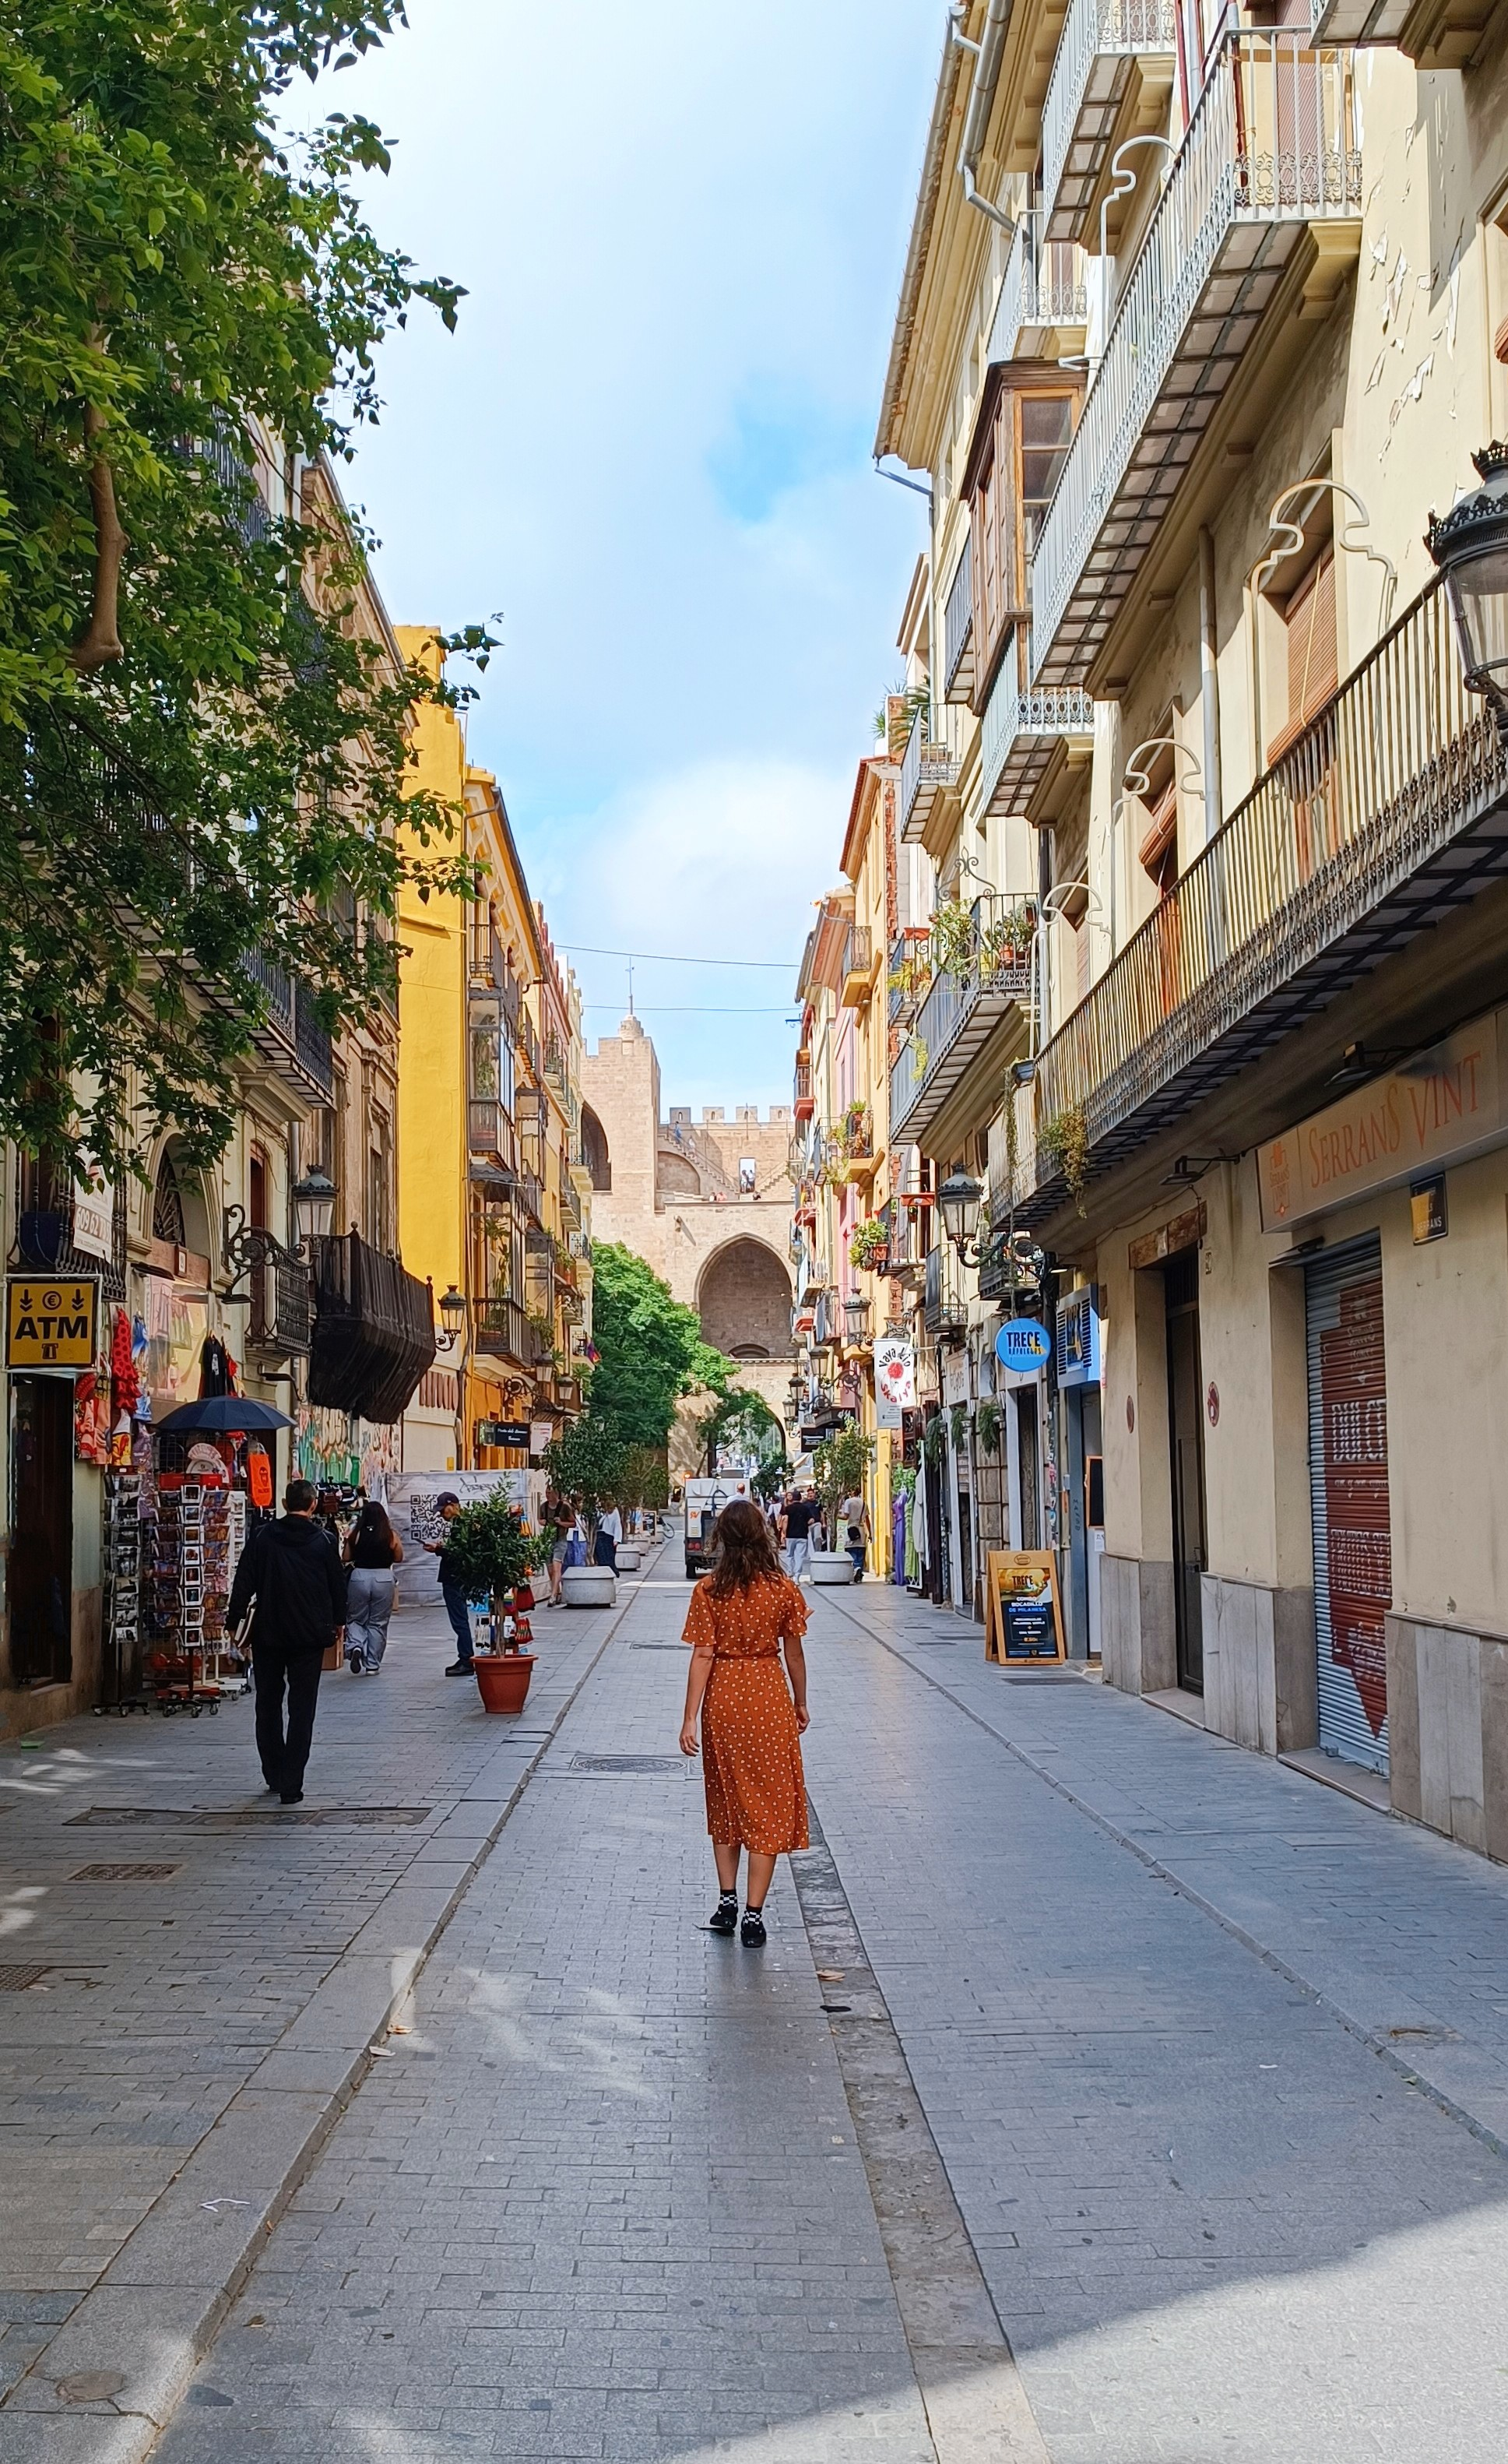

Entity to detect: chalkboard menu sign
[984,1551,1065,1664]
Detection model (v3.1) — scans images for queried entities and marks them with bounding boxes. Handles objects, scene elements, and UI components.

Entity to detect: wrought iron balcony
[251,1254,312,1357]
[308,1230,435,1423]
[987,213,1090,365]
[467,1096,516,1168]
[473,1295,531,1368]
[840,924,873,1006]
[944,540,975,704]
[923,1243,968,1341]
[889,896,1035,1149]
[1041,0,1179,242]
[244,952,335,1098]
[898,704,961,846]
[1031,31,1363,688]
[793,1058,814,1121]
[979,627,1095,818]
[1005,583,1508,1228]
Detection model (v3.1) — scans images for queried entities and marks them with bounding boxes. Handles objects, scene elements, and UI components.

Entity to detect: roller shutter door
[1305,1241,1390,1773]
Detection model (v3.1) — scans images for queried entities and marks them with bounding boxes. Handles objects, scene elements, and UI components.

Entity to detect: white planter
[807,1551,856,1586]
[615,1547,642,1572]
[561,1565,617,1609]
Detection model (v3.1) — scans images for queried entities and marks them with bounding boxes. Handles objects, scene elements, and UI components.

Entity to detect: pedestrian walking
[545,1498,574,1604]
[779,1485,820,1582]
[594,1500,622,1571]
[422,1494,476,1672]
[678,1499,809,1946]
[840,1488,871,1582]
[228,1478,347,1805]
[343,1500,404,1673]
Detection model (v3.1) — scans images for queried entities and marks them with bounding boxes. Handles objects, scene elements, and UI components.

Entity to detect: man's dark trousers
[254,1640,325,1795]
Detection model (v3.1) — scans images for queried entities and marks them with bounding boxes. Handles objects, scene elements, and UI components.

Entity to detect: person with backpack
[228,1479,347,1805]
[343,1500,403,1674]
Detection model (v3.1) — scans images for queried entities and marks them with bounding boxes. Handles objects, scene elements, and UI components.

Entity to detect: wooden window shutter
[1286,545,1337,730]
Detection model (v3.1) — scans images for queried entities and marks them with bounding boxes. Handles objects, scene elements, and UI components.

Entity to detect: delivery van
[682,1475,751,1579]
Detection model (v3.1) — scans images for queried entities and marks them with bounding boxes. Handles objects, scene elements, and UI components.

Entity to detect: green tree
[701,1389,785,1477]
[437,1494,543,1648]
[588,1243,733,1448]
[542,1415,627,1547]
[813,1423,874,1544]
[0,2,487,1174]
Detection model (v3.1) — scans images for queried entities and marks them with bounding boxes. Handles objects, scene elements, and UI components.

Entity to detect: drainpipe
[955,0,1017,234]
[1198,526,1222,839]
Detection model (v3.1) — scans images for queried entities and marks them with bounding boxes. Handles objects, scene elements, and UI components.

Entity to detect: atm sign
[6,1276,99,1371]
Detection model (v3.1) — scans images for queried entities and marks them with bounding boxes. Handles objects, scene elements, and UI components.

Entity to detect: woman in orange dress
[678,1499,810,1947]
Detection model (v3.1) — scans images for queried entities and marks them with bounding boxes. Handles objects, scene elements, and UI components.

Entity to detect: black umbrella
[153,1396,294,1434]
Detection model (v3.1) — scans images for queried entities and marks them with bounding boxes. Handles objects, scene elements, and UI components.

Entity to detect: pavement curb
[0,1545,665,2462]
[828,1586,1508,2170]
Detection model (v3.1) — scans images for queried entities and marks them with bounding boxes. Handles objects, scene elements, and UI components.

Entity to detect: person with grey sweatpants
[343,1501,403,1673]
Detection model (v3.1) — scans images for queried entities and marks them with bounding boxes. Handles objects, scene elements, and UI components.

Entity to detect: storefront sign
[1411,1172,1447,1244]
[874,1336,915,1411]
[942,1352,970,1407]
[996,1317,1051,1376]
[6,1275,98,1371]
[1258,1007,1508,1232]
[983,1550,1065,1664]
[71,1173,114,1263]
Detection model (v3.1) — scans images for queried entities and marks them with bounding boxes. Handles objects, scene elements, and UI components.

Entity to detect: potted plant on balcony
[434,1491,545,1713]
[849,1218,891,1275]
[808,1423,875,1586]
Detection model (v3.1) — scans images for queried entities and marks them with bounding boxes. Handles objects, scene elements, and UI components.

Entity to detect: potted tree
[614,1444,652,1570]
[809,1424,874,1586]
[437,1492,546,1713]
[543,1415,627,1605]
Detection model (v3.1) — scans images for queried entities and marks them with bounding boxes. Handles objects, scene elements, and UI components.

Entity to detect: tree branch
[69,398,125,673]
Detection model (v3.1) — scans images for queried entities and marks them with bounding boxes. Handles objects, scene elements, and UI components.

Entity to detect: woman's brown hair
[707,1498,782,1597]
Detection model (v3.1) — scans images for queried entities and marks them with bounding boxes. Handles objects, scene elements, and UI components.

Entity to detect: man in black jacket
[229,1480,347,1805]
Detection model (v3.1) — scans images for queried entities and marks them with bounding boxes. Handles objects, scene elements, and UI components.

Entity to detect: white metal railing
[899,702,961,835]
[1032,31,1362,674]
[979,630,1095,811]
[990,214,1089,362]
[944,539,974,691]
[1042,0,1179,234]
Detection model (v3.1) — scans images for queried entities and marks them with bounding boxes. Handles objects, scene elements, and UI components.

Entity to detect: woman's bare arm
[783,1633,810,1731]
[680,1646,715,1755]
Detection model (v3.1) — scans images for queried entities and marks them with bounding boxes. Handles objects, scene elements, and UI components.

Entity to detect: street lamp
[1427,442,1508,720]
[433,1283,468,1356]
[291,1167,337,1251]
[938,1169,985,1262]
[842,1290,871,1341]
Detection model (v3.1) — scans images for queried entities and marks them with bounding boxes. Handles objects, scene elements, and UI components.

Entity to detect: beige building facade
[580,1018,798,1445]
[870,0,1508,1853]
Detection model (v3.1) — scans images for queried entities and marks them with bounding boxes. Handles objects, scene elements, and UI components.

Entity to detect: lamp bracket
[222,1206,305,1305]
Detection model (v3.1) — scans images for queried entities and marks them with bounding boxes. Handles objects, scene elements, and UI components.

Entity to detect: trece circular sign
[995,1318,1052,1375]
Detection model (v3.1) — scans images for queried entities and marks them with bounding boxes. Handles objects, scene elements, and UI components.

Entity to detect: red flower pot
[473,1653,536,1715]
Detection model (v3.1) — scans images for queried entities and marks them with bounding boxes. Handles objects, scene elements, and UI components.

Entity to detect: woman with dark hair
[344,1501,403,1674]
[678,1498,810,1946]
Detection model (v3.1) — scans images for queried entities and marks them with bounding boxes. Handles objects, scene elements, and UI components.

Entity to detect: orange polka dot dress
[682,1573,810,1854]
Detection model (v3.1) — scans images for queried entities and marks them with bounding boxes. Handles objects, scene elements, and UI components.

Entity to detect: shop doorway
[9,1376,73,1686]
[1305,1241,1390,1773]
[1163,1253,1207,1694]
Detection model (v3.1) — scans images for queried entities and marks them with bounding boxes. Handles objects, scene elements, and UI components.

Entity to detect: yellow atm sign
[6,1276,99,1371]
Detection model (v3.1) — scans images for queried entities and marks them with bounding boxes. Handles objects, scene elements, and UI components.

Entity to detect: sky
[298,0,938,1112]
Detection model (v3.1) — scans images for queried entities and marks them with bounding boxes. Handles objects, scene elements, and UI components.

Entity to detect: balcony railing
[888,928,932,1025]
[244,952,335,1098]
[308,1230,435,1424]
[944,539,975,702]
[473,1296,530,1368]
[1032,32,1362,687]
[1007,584,1508,1225]
[251,1254,313,1357]
[924,1243,968,1340]
[979,628,1095,818]
[890,896,1035,1147]
[793,1058,814,1119]
[899,704,961,845]
[1041,0,1179,241]
[467,1097,516,1166]
[840,924,873,1005]
[990,213,1090,364]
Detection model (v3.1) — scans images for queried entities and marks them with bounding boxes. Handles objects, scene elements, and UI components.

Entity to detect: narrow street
[7,1533,1507,2461]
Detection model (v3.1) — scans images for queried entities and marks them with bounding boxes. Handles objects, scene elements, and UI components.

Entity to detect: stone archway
[696,1237,793,1364]
[580,1104,611,1192]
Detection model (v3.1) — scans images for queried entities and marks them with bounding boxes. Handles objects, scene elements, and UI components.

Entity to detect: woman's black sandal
[740,1906,767,1948]
[708,1892,738,1934]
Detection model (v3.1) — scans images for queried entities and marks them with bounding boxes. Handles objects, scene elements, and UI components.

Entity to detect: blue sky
[301,0,937,1111]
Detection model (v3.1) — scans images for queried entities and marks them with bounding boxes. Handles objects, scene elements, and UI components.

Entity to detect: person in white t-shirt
[840,1491,871,1582]
[594,1502,623,1572]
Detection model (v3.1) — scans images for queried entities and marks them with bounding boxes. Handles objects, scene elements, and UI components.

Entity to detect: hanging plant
[948,1403,968,1451]
[1040,1103,1091,1215]
[975,1396,1002,1456]
[849,1218,891,1272]
[922,1413,947,1467]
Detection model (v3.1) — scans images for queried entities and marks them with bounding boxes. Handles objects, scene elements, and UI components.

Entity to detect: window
[965,369,1082,702]
[1271,544,1338,764]
[367,1110,392,1255]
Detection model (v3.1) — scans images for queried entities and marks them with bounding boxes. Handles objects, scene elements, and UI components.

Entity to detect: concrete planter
[561,1565,617,1609]
[616,1547,642,1572]
[807,1551,856,1586]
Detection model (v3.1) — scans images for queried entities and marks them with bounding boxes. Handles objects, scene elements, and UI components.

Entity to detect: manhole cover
[627,1643,689,1652]
[70,1863,181,1881]
[0,1965,51,1991]
[67,1806,431,1829]
[569,1754,691,1776]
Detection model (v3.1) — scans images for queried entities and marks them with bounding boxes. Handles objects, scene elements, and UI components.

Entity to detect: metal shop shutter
[1305,1240,1391,1774]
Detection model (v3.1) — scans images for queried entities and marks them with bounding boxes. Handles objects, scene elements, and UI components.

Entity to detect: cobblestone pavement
[16,1554,1508,2461]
